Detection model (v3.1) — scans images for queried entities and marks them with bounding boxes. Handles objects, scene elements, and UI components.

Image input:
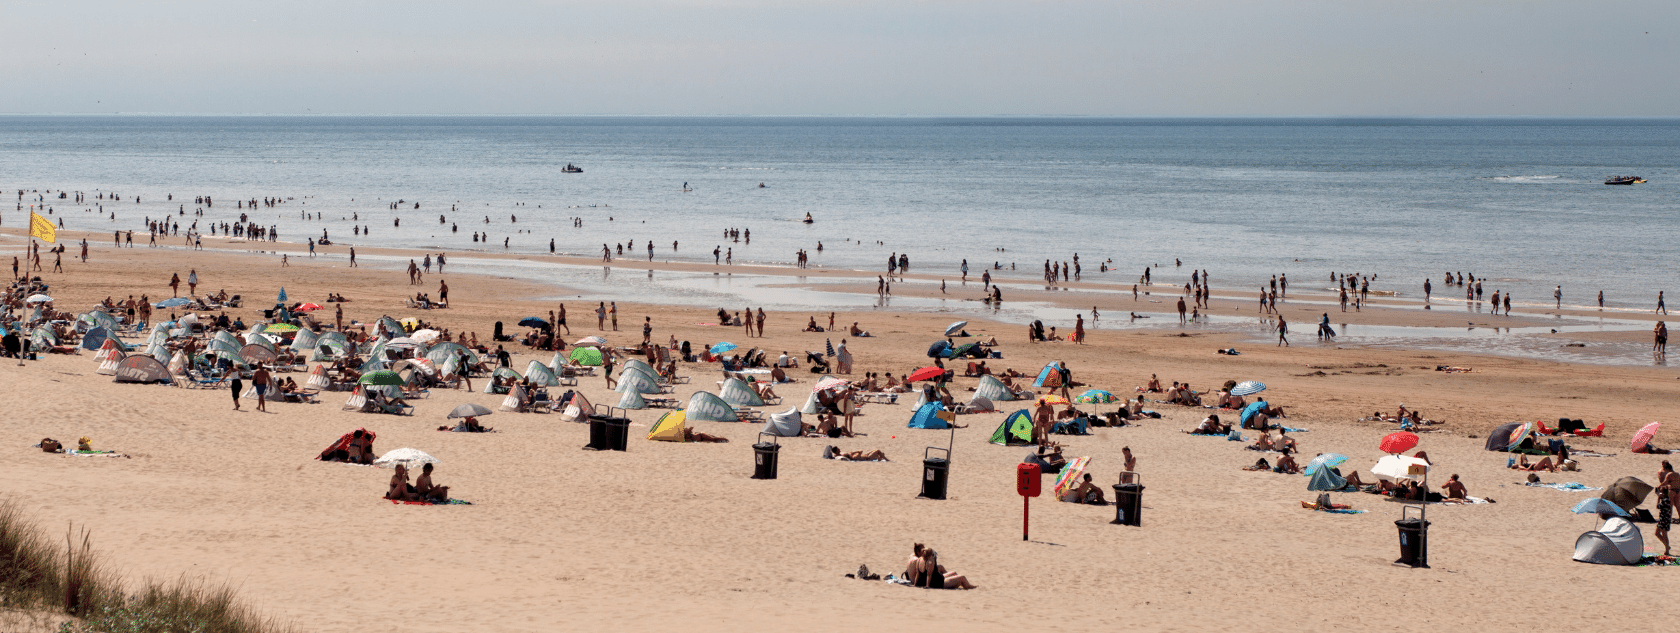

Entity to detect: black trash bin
[752,433,780,480]
[584,414,630,451]
[1395,517,1430,568]
[919,447,950,500]
[1111,474,1145,526]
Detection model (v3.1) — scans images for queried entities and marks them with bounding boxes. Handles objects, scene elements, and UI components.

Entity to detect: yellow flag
[29,212,56,244]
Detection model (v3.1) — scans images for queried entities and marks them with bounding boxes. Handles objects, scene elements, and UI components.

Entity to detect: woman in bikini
[385,464,422,501]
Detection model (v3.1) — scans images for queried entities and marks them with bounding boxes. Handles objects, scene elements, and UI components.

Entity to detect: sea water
[2,115,1676,312]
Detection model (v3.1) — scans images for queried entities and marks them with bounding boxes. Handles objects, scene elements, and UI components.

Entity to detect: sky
[0,0,1674,116]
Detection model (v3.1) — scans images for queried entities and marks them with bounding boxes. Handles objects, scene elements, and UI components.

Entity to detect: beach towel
[64,450,129,458]
[389,499,473,506]
[1525,482,1602,491]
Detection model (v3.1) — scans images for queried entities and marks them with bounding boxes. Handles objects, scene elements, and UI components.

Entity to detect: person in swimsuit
[385,464,422,501]
[913,549,975,589]
[1657,461,1678,556]
[252,364,271,412]
[415,463,450,502]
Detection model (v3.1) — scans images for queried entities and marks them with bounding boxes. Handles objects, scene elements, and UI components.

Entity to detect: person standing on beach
[1258,288,1267,313]
[188,269,198,295]
[713,246,720,264]
[743,304,754,336]
[80,240,87,263]
[1503,293,1512,315]
[1177,297,1187,323]
[252,364,271,412]
[169,273,180,297]
[1554,286,1562,309]
[1659,291,1668,315]
[438,280,448,307]
[1423,279,1431,302]
[961,259,968,281]
[335,304,344,331]
[595,302,606,330]
[558,304,570,335]
[756,308,766,337]
[1654,322,1667,354]
[1073,314,1085,344]
[1280,274,1288,298]
[642,316,652,345]
[726,248,732,265]
[349,248,357,267]
[51,251,61,273]
[1598,291,1604,310]
[1656,461,1678,556]
[230,372,243,411]
[1276,317,1289,347]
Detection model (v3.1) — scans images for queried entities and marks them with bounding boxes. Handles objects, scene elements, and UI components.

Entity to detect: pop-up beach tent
[762,408,803,437]
[719,377,766,407]
[686,391,737,422]
[907,402,951,429]
[648,410,687,442]
[989,409,1034,445]
[1033,362,1063,388]
[974,374,1015,402]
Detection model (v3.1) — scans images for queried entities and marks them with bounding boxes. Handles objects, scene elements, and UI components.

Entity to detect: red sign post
[1016,463,1042,541]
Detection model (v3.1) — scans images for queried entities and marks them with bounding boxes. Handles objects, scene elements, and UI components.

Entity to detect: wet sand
[5,227,1680,631]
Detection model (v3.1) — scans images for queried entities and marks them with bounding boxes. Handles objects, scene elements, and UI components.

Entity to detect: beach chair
[733,407,765,422]
[645,396,679,409]
[862,392,898,405]
[188,370,226,390]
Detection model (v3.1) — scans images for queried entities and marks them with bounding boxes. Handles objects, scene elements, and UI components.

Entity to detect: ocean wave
[1483,174,1562,183]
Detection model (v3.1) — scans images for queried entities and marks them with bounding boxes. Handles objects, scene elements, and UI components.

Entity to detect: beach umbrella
[1051,456,1092,500]
[296,303,323,312]
[277,287,288,303]
[1038,394,1071,406]
[265,323,300,333]
[399,317,421,329]
[710,342,738,355]
[1074,389,1118,404]
[1571,498,1630,518]
[1229,381,1267,396]
[944,321,968,336]
[24,294,52,304]
[812,376,850,394]
[1303,453,1349,477]
[1601,477,1654,513]
[949,342,981,359]
[1632,421,1661,452]
[568,346,603,366]
[373,448,437,470]
[925,340,951,358]
[447,403,494,419]
[573,335,608,347]
[1508,421,1534,450]
[410,329,440,344]
[154,297,192,308]
[386,337,420,350]
[518,316,549,328]
[357,370,405,386]
[907,366,947,383]
[1370,454,1430,482]
[826,338,836,357]
[239,344,278,365]
[1379,432,1420,455]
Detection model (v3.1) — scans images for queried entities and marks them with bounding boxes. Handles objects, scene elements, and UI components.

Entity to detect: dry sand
[5,228,1680,632]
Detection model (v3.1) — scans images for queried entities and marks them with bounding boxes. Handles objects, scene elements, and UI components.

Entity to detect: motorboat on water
[1605,176,1645,185]
[562,164,583,173]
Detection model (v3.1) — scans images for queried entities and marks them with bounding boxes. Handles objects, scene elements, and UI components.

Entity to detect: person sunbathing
[1024,445,1067,472]
[1061,473,1107,504]
[814,414,855,438]
[415,463,450,502]
[1218,391,1246,409]
[803,316,823,332]
[1243,458,1271,471]
[1275,431,1297,454]
[849,322,871,337]
[440,415,491,433]
[1274,453,1300,474]
[912,549,976,590]
[1440,474,1469,503]
[1185,414,1228,435]
[1512,454,1557,472]
[1249,432,1276,452]
[838,449,888,461]
[1140,374,1163,393]
[385,464,422,501]
[752,381,778,401]
[683,428,729,443]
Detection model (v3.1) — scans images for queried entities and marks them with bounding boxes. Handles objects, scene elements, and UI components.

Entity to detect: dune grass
[0,499,291,633]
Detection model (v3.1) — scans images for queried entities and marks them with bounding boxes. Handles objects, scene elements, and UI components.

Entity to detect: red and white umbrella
[1632,421,1661,453]
[296,303,324,312]
[812,376,850,394]
[1379,431,1419,455]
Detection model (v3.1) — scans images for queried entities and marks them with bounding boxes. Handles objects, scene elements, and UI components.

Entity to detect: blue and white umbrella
[944,321,968,336]
[1230,380,1267,396]
[277,287,288,303]
[1571,498,1629,518]
[1303,453,1349,477]
[709,342,738,355]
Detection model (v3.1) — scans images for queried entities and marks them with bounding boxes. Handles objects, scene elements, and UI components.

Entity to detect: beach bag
[40,438,60,453]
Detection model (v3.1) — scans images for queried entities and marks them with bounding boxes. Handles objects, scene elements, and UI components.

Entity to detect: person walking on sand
[1276,317,1289,347]
[1554,285,1562,309]
[1655,321,1668,354]
[1660,291,1668,315]
[230,372,243,411]
[252,364,271,412]
[558,303,570,335]
[1073,314,1085,344]
[1503,292,1511,316]
[349,247,357,267]
[169,272,181,297]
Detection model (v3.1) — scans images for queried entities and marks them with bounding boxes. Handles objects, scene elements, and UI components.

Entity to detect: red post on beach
[1016,463,1041,541]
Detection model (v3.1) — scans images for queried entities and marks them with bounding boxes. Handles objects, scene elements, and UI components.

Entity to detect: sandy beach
[6,227,1680,632]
